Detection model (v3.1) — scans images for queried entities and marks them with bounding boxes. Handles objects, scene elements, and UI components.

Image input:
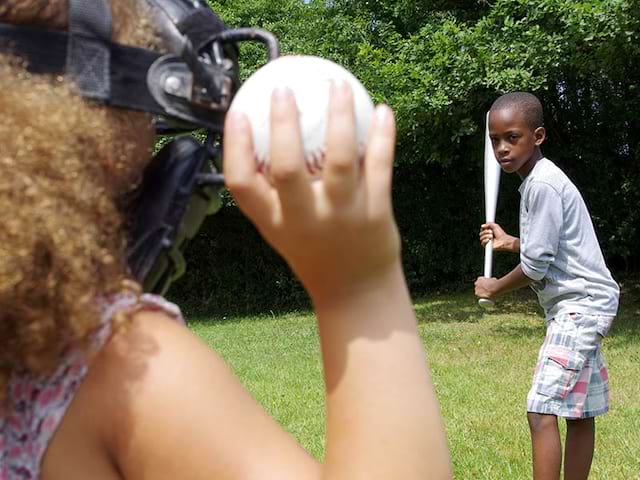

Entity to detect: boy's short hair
[490,92,544,130]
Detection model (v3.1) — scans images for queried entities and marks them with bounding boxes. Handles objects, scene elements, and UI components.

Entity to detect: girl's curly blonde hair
[0,0,159,403]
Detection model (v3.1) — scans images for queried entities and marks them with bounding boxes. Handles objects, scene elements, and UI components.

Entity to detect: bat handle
[478,241,495,308]
[482,241,493,278]
[478,298,494,308]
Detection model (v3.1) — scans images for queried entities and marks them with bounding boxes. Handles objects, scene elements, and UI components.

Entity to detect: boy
[474,92,619,480]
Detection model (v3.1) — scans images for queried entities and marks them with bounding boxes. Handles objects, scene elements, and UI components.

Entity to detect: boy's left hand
[475,276,498,300]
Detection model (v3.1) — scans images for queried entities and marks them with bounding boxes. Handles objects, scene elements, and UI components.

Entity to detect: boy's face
[488,108,545,177]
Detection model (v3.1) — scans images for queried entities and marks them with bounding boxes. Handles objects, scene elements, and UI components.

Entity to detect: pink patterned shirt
[0,294,184,479]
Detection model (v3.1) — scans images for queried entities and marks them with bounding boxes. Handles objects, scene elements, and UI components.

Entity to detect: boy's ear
[534,127,546,146]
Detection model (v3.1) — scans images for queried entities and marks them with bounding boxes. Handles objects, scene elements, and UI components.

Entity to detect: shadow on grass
[184,280,640,345]
[493,282,640,343]
[414,289,541,325]
[414,301,482,324]
[173,297,313,321]
[185,308,313,327]
[414,282,640,347]
[491,322,545,339]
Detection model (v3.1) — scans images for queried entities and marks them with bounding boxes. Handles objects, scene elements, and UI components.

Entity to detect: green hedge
[167,0,640,315]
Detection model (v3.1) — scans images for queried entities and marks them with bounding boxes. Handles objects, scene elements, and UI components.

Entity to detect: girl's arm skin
[52,83,451,479]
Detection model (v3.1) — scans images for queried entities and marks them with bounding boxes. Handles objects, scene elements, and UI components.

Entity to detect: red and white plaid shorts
[527,313,613,419]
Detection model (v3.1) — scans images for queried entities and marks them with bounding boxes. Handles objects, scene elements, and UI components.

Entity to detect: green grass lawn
[189,286,640,479]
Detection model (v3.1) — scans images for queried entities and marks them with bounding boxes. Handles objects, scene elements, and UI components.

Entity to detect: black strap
[67,0,113,101]
[0,22,227,131]
[0,23,164,114]
[177,8,226,50]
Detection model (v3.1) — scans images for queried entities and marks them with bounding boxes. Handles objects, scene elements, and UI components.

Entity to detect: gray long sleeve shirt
[519,158,619,325]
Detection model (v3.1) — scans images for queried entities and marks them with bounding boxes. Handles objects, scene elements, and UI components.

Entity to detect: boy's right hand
[479,223,519,253]
[223,83,401,306]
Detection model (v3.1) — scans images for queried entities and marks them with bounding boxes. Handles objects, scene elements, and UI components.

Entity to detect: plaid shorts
[527,313,613,419]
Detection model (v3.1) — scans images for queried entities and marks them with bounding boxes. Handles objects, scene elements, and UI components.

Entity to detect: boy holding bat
[474,92,619,480]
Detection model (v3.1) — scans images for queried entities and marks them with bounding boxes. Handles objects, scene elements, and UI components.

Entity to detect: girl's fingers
[364,105,396,218]
[223,111,276,223]
[323,81,358,205]
[269,88,314,221]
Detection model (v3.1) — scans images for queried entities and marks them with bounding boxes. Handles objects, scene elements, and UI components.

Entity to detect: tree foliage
[169,0,640,314]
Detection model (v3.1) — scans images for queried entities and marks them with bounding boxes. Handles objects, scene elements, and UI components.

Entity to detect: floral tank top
[0,293,185,479]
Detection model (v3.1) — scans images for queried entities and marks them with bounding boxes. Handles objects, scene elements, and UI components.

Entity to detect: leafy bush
[168,0,640,314]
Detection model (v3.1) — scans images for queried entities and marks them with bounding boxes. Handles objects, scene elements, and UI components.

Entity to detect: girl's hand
[224,82,400,305]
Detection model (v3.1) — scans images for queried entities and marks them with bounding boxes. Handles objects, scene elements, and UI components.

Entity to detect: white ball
[229,55,375,174]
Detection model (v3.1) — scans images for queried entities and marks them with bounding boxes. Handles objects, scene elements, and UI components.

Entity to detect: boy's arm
[476,182,562,301]
[475,263,531,300]
[519,182,562,281]
[479,223,520,253]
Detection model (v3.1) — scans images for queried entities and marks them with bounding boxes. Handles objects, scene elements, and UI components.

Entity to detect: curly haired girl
[0,1,451,479]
